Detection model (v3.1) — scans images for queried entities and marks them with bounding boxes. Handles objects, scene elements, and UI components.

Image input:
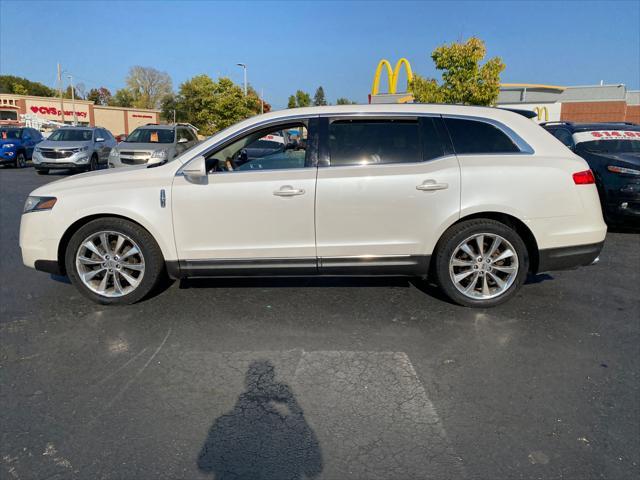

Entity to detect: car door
[315,116,461,273]
[171,118,319,274]
[21,129,35,158]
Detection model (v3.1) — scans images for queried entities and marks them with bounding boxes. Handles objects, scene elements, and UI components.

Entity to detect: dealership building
[496,83,639,124]
[0,93,161,135]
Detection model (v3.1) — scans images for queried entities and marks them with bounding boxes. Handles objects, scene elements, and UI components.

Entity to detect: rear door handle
[273,186,306,197]
[416,180,448,191]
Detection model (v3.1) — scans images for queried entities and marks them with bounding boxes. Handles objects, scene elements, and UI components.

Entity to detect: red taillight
[573,170,595,185]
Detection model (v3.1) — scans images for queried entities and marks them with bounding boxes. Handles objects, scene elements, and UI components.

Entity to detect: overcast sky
[1,0,639,109]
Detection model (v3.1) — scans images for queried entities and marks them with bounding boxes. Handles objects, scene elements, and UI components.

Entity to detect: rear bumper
[537,241,604,273]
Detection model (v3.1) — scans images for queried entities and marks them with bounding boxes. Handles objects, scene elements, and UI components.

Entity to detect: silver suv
[109,124,199,168]
[33,127,116,175]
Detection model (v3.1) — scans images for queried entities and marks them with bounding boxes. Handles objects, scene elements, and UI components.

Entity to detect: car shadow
[197,360,323,480]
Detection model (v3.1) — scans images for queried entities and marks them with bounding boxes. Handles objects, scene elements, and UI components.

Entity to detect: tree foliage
[109,88,135,107]
[0,75,55,96]
[87,87,112,105]
[125,66,173,109]
[336,97,357,105]
[313,86,327,106]
[409,37,505,106]
[168,75,267,135]
[287,95,297,109]
[288,90,311,108]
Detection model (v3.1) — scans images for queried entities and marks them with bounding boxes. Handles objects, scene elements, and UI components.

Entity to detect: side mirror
[178,137,188,144]
[96,137,105,142]
[182,155,207,183]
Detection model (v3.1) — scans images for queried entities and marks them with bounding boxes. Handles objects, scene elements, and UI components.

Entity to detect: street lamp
[66,74,78,125]
[236,63,247,96]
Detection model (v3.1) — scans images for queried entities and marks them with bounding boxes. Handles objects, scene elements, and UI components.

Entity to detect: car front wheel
[434,219,529,307]
[65,218,165,304]
[15,152,26,168]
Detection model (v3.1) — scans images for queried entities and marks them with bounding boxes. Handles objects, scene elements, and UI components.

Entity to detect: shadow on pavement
[197,360,323,480]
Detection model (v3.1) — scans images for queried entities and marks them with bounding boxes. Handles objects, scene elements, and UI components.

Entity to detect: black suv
[542,122,640,226]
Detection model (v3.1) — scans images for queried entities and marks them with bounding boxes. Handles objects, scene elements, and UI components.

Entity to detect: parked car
[20,105,606,307]
[0,127,43,168]
[32,126,117,175]
[108,124,199,168]
[542,122,640,226]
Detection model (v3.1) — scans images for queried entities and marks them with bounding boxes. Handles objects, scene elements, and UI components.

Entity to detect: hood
[0,138,20,147]
[38,139,93,150]
[115,142,173,152]
[30,162,173,197]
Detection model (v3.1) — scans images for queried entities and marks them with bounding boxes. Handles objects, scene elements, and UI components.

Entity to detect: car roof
[136,124,175,130]
[541,122,640,132]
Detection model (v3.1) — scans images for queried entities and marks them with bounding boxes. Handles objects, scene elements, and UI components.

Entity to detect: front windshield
[0,128,21,140]
[125,128,174,144]
[48,129,93,141]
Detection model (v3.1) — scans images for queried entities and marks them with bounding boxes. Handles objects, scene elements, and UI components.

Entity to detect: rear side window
[552,129,573,147]
[444,118,520,154]
[329,120,420,166]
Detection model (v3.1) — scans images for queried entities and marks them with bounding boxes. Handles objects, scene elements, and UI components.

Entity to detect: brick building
[497,83,639,124]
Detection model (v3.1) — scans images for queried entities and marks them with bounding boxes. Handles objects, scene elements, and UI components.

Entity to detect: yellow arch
[534,106,549,122]
[371,58,414,95]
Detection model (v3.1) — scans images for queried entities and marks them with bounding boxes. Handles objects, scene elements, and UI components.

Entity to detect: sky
[1,0,639,109]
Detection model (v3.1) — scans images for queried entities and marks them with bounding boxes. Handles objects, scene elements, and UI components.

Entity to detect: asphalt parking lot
[1,167,639,480]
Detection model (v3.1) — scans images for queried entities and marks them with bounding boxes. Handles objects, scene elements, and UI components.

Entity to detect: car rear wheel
[88,154,98,171]
[15,152,26,168]
[65,218,165,305]
[434,219,529,307]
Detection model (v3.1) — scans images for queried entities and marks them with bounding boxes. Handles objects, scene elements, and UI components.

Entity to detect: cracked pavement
[1,169,639,479]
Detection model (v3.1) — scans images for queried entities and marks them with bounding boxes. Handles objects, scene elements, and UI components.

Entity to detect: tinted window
[125,128,174,144]
[553,129,573,147]
[329,120,420,166]
[0,128,21,139]
[421,117,446,161]
[444,118,520,154]
[48,129,93,141]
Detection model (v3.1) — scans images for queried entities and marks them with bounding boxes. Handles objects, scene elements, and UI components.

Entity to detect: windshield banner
[573,130,640,143]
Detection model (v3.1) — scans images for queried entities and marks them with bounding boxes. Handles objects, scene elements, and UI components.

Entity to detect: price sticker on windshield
[573,130,640,143]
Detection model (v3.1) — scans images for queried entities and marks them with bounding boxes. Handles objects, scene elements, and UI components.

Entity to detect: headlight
[2,143,15,148]
[607,165,640,176]
[73,146,89,152]
[109,148,119,157]
[23,196,57,213]
[151,149,167,159]
[35,147,42,153]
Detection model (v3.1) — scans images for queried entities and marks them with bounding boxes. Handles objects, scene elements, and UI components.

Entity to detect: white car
[20,104,606,307]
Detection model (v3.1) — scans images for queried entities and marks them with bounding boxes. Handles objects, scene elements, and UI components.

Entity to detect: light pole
[236,63,247,96]
[66,74,78,125]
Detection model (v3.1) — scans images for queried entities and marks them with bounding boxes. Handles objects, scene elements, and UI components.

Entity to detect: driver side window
[205,123,309,173]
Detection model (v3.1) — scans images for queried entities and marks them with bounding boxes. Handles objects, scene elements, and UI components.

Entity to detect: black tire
[65,217,165,305]
[434,219,529,308]
[88,154,98,171]
[15,152,26,168]
[36,168,49,175]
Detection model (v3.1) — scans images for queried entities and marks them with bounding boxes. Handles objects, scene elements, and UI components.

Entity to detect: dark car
[542,122,640,226]
[0,127,44,168]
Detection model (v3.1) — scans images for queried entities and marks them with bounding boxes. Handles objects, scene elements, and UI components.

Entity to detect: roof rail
[539,121,574,126]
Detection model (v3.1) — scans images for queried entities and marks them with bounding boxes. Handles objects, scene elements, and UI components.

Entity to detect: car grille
[39,148,74,159]
[119,151,151,165]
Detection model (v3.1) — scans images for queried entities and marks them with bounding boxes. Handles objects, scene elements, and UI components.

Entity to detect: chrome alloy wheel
[449,233,519,300]
[75,231,145,298]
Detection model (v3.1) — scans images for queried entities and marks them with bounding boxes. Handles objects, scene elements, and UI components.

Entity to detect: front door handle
[273,186,306,197]
[416,180,448,191]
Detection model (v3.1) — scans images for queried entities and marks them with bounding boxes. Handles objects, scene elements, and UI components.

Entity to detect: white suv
[20,105,606,307]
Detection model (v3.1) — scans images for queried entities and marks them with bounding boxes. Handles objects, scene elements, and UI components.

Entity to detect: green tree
[87,87,112,105]
[409,37,505,106]
[313,86,327,106]
[0,75,56,96]
[336,97,357,105]
[62,85,83,99]
[109,88,135,107]
[125,66,173,109]
[287,95,297,109]
[11,83,28,95]
[295,90,311,107]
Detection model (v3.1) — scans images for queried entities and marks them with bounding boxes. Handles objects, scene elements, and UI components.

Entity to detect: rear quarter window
[444,118,520,154]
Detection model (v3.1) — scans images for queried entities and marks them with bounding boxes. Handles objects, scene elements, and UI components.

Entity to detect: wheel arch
[435,211,541,273]
[57,214,161,275]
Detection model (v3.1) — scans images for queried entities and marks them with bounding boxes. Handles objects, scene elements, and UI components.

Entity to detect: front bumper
[0,149,16,163]
[32,151,89,169]
[20,210,61,272]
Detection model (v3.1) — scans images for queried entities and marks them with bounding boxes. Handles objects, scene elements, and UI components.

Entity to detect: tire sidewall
[89,154,98,171]
[65,218,164,305]
[435,220,529,308]
[16,152,26,168]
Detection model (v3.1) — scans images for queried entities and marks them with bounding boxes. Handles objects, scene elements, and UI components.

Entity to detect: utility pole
[236,63,247,96]
[260,88,264,114]
[57,63,65,124]
[67,74,77,125]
